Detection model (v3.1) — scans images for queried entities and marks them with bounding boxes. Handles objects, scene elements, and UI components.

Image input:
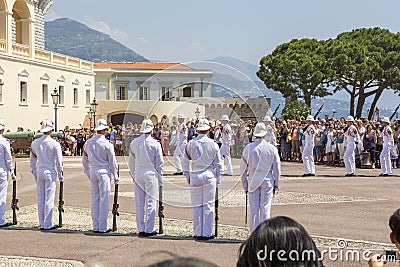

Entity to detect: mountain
[208,56,260,81]
[45,18,148,62]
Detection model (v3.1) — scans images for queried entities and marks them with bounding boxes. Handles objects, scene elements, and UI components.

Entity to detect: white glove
[216,179,221,188]
[114,177,120,185]
[11,172,16,181]
[59,174,64,182]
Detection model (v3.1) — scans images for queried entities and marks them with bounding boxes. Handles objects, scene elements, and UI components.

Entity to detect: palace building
[0,0,95,131]
[93,62,213,126]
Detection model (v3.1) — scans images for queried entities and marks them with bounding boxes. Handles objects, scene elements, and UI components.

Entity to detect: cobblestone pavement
[1,156,399,266]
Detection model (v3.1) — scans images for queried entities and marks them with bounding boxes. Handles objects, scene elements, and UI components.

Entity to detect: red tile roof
[94,62,194,70]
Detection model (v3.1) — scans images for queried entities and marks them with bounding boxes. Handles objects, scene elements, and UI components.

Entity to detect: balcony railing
[35,50,93,72]
[12,43,30,58]
[0,41,93,72]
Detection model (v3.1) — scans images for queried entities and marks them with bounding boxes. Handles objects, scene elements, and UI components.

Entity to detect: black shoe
[194,235,203,240]
[383,174,392,177]
[98,229,112,234]
[202,235,215,240]
[173,172,183,175]
[310,174,315,176]
[42,224,59,231]
[302,173,312,177]
[379,173,384,176]
[144,231,158,237]
[138,231,146,237]
[0,222,12,228]
[345,173,355,177]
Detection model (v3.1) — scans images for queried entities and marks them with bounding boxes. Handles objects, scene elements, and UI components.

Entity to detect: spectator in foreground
[369,209,400,266]
[237,216,324,267]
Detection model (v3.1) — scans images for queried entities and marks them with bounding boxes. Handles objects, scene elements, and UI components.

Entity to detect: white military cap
[253,122,267,137]
[346,116,355,122]
[220,115,229,121]
[140,119,154,133]
[196,118,211,131]
[306,115,314,121]
[382,117,390,124]
[40,119,55,133]
[94,119,108,131]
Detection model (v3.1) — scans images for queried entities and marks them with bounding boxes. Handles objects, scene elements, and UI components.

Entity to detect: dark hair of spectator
[148,257,218,267]
[237,216,324,267]
[389,209,400,243]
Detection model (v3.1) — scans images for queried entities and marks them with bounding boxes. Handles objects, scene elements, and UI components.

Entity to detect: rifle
[314,104,324,119]
[11,163,19,225]
[245,192,248,227]
[58,181,64,227]
[215,188,219,237]
[272,104,281,117]
[112,165,120,232]
[228,101,238,119]
[389,104,400,121]
[158,185,164,234]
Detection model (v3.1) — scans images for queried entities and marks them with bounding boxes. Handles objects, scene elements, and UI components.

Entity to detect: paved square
[1,156,399,266]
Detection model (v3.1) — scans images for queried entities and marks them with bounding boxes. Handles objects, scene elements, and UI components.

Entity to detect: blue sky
[47,0,400,108]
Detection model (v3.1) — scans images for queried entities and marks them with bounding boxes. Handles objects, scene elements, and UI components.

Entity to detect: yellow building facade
[0,0,95,131]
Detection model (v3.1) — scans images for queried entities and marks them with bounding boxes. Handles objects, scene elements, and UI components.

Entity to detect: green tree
[327,27,400,118]
[257,38,331,107]
[281,101,311,120]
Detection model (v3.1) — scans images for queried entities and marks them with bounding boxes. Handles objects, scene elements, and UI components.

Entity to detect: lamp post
[195,106,200,119]
[90,98,98,124]
[51,88,60,131]
[87,108,94,129]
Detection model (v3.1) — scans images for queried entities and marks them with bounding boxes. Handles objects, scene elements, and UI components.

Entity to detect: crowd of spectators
[12,107,397,171]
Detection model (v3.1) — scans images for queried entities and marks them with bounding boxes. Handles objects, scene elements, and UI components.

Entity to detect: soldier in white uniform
[302,115,316,176]
[173,114,188,175]
[379,117,394,176]
[240,122,281,233]
[343,116,359,176]
[129,119,164,237]
[263,116,277,146]
[220,115,233,176]
[30,119,63,230]
[182,119,223,240]
[82,119,119,233]
[0,119,16,228]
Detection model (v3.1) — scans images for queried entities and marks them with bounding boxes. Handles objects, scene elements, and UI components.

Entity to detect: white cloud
[45,10,59,22]
[81,16,129,42]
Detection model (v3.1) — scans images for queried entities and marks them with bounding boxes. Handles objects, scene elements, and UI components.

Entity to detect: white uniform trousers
[36,168,57,229]
[173,142,186,172]
[134,171,158,233]
[0,169,8,225]
[302,142,315,175]
[220,143,233,175]
[344,142,356,175]
[249,175,274,233]
[89,168,111,232]
[338,143,345,160]
[190,171,216,237]
[380,144,393,175]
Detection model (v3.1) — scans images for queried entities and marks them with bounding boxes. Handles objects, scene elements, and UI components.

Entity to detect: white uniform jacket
[240,139,281,193]
[128,134,164,185]
[82,134,119,182]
